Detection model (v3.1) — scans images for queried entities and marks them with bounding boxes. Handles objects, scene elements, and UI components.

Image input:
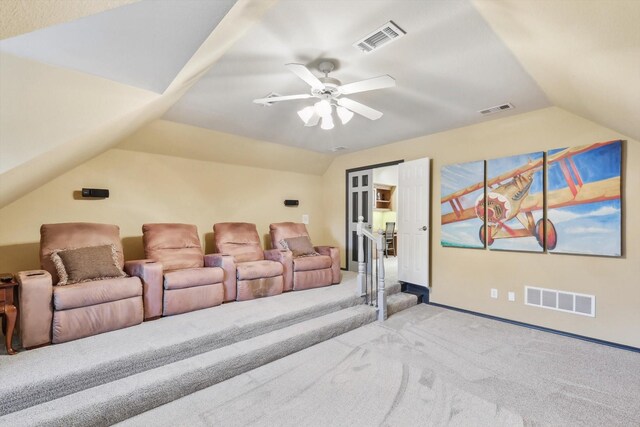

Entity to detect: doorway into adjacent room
[346,158,431,289]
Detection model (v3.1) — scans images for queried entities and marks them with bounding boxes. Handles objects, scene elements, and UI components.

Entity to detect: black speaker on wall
[82,188,110,198]
[284,199,299,207]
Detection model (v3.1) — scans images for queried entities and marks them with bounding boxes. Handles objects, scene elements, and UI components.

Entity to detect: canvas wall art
[440,160,485,248]
[546,140,622,256]
[485,151,545,252]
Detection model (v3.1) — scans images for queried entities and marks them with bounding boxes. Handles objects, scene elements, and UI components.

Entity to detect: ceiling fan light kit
[336,105,354,124]
[253,61,395,130]
[320,114,334,130]
[314,99,332,116]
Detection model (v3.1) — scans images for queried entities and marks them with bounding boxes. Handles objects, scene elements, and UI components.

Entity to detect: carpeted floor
[0,273,365,415]
[120,304,640,427]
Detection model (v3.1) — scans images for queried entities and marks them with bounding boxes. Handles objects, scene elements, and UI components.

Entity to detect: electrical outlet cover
[302,214,309,224]
[508,291,515,302]
[491,288,498,299]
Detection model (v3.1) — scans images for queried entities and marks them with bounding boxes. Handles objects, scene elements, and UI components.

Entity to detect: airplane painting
[547,140,622,256]
[441,160,485,248]
[440,140,622,254]
[485,151,545,252]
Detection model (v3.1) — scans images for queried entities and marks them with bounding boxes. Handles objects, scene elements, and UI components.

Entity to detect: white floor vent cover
[525,286,595,317]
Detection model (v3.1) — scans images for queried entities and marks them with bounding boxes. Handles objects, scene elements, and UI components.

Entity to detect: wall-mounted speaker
[284,199,299,207]
[81,188,109,198]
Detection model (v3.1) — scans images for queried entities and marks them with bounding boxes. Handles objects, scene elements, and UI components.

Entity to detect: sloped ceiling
[1,0,638,209]
[0,0,237,93]
[473,0,640,142]
[0,0,139,40]
[0,0,277,208]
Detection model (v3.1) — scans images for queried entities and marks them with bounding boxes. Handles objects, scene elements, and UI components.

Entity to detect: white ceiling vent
[353,21,406,54]
[479,103,515,115]
[331,146,347,152]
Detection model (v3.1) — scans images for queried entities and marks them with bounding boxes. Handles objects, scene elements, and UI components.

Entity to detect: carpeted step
[0,284,362,416]
[387,292,418,317]
[1,305,377,426]
[386,281,401,296]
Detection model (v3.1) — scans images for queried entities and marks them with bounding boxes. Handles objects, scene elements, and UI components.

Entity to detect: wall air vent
[525,286,595,317]
[353,21,406,54]
[479,103,514,115]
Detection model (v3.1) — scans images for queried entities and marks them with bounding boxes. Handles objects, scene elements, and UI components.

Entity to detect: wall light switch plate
[302,214,309,224]
[508,291,515,302]
[491,288,498,299]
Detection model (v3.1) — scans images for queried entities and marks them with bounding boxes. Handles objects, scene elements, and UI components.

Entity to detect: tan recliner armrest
[315,246,341,284]
[17,270,53,348]
[264,249,293,292]
[204,254,236,302]
[124,260,163,320]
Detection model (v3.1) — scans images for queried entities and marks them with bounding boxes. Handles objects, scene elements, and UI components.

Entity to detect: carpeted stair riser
[386,281,401,296]
[0,295,362,416]
[2,306,377,427]
[387,292,418,317]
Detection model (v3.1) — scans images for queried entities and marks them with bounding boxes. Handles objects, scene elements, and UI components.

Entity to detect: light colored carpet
[0,262,417,425]
[1,305,376,426]
[0,273,364,415]
[120,304,640,427]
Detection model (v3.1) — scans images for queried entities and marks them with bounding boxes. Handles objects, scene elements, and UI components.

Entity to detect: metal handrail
[356,216,387,321]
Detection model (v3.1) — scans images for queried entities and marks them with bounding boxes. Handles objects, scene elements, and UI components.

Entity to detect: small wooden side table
[0,273,18,355]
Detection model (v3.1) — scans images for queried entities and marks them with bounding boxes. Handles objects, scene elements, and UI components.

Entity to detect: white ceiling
[0,0,236,93]
[162,0,550,153]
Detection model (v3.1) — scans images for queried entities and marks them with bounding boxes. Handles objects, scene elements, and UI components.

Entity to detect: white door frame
[345,161,404,271]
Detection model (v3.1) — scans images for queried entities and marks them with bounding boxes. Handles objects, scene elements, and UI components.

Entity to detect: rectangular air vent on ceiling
[525,286,595,317]
[353,21,406,54]
[479,103,514,115]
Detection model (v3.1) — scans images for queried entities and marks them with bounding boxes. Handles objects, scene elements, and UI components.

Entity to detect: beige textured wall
[322,107,639,347]
[0,148,324,273]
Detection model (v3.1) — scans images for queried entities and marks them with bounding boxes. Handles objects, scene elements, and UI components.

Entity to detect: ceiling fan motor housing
[313,77,341,97]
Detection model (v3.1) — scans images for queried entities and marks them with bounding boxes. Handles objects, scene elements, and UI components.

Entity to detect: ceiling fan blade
[285,63,325,90]
[305,111,321,127]
[253,94,312,104]
[337,97,383,120]
[338,75,395,95]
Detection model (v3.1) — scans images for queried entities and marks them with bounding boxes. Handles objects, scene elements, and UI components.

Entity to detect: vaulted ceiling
[0,0,638,208]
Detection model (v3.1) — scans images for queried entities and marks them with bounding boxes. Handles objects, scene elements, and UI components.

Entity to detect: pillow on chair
[51,244,126,285]
[284,236,319,257]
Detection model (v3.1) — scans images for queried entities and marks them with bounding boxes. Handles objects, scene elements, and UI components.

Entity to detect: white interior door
[347,169,373,272]
[398,158,430,286]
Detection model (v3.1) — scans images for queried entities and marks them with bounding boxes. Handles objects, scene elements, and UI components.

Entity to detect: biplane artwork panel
[440,160,485,248]
[485,151,545,252]
[546,140,622,256]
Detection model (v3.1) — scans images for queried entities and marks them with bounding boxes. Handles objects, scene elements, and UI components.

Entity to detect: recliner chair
[269,222,341,291]
[127,223,226,316]
[17,223,157,348]
[212,222,288,301]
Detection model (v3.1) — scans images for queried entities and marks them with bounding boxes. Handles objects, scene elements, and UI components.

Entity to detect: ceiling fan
[253,61,395,130]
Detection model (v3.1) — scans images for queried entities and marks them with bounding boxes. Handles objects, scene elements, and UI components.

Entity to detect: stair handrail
[356,216,387,321]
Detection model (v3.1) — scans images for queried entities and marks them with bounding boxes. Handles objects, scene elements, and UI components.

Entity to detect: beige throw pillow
[51,244,126,286]
[284,236,318,257]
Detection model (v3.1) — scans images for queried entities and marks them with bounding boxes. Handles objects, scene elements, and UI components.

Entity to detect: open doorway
[373,164,400,281]
[346,158,431,293]
[345,160,403,274]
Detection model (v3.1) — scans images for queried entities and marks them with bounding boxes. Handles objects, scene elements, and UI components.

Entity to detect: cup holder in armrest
[26,272,46,276]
